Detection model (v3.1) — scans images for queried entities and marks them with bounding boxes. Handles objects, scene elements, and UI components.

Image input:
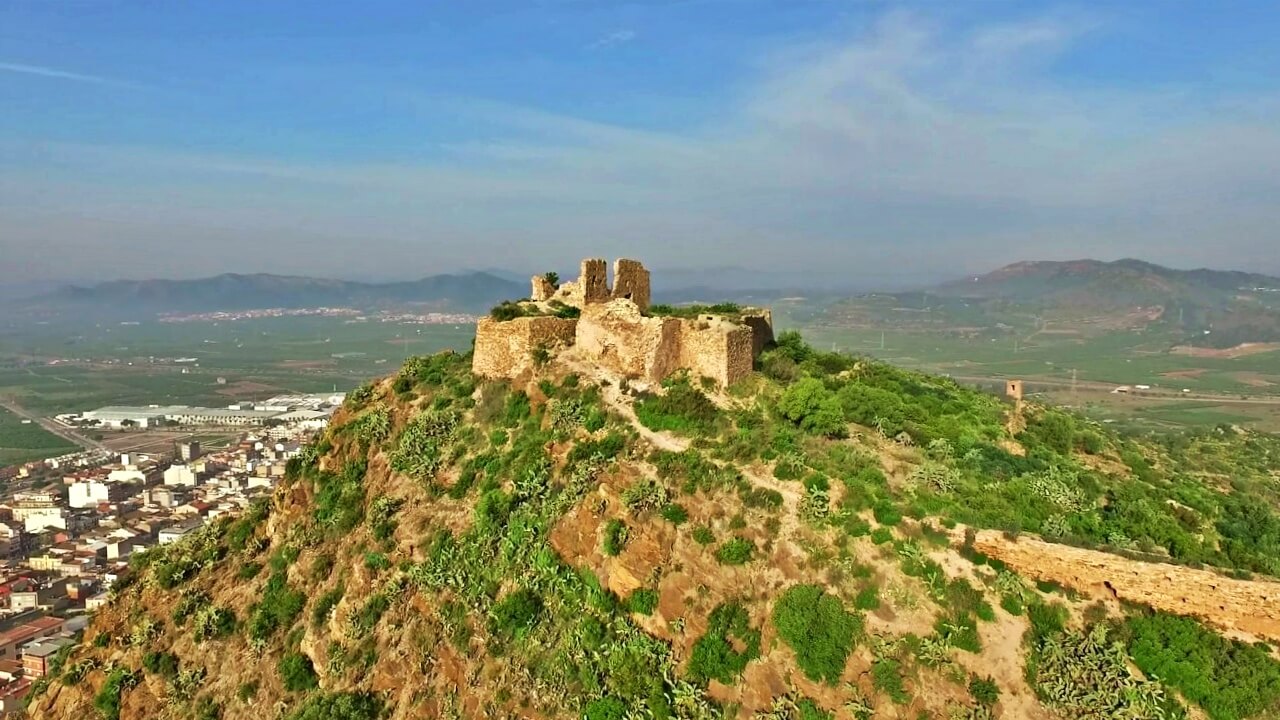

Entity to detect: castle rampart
[475,257,772,387]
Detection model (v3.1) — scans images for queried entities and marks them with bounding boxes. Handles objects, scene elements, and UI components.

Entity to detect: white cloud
[586,29,636,50]
[0,61,138,88]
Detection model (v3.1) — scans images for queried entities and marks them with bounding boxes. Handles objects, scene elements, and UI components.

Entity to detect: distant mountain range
[932,258,1280,307]
[25,272,525,315]
[924,259,1280,348]
[19,259,1280,347]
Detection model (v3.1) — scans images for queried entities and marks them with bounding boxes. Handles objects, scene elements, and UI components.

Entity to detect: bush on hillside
[688,601,761,684]
[772,584,862,683]
[777,379,847,438]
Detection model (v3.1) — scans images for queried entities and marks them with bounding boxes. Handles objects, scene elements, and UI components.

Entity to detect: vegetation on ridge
[23,331,1280,720]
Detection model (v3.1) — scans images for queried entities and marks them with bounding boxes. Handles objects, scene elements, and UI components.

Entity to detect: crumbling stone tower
[580,259,610,304]
[1006,380,1024,401]
[611,258,651,313]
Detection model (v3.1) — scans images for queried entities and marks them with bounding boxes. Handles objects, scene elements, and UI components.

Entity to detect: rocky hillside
[25,334,1280,720]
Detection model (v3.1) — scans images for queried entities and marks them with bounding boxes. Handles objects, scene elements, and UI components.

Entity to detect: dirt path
[561,356,689,453]
[969,530,1280,642]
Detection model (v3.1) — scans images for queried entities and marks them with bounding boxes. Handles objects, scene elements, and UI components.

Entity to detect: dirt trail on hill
[561,356,689,452]
[969,530,1280,641]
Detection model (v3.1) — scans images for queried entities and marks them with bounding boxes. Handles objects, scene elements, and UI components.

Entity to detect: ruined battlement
[473,257,773,387]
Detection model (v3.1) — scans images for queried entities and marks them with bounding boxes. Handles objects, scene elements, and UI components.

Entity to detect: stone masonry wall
[530,275,556,302]
[575,300,681,382]
[580,258,610,304]
[678,317,756,387]
[611,258,651,313]
[472,316,579,380]
[972,530,1280,641]
[742,309,775,357]
[476,257,774,388]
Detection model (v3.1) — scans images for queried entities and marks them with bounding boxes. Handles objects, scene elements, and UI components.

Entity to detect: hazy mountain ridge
[34,271,525,314]
[933,258,1280,306]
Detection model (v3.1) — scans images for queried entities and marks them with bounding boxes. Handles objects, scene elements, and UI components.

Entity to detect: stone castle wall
[972,530,1280,641]
[575,300,681,382]
[530,275,556,302]
[475,257,773,387]
[677,317,756,387]
[472,316,578,380]
[611,258,651,313]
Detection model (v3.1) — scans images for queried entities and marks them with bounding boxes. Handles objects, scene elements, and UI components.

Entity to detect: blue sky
[2,1,1278,284]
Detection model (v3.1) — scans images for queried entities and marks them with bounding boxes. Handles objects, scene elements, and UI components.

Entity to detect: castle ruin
[473,258,773,387]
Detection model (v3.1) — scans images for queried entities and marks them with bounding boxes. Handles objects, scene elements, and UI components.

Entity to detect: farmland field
[2,302,1278,437]
[0,405,77,466]
[773,302,1280,432]
[0,316,475,415]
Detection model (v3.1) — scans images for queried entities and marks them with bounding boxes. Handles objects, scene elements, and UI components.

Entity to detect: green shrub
[246,571,305,643]
[634,378,719,435]
[854,586,881,611]
[772,584,861,683]
[490,301,530,321]
[236,681,259,702]
[692,525,715,546]
[237,561,263,580]
[279,652,319,692]
[969,675,1000,705]
[584,697,627,720]
[312,585,345,627]
[870,527,894,545]
[796,699,833,720]
[688,602,761,685]
[777,378,847,438]
[142,651,179,679]
[1125,611,1280,720]
[284,691,382,720]
[872,501,902,526]
[872,658,909,704]
[627,589,659,615]
[660,503,689,525]
[363,552,390,571]
[602,519,628,556]
[93,668,140,720]
[491,588,543,638]
[715,537,755,565]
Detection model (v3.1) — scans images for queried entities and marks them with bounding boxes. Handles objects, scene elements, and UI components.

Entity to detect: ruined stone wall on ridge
[574,300,681,382]
[472,316,579,380]
[477,256,772,387]
[972,530,1280,641]
[677,317,756,387]
[741,309,775,358]
[580,258,610,304]
[530,275,556,302]
[611,258,651,313]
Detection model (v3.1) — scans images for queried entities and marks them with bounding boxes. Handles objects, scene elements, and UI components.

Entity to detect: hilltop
[23,310,1280,719]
